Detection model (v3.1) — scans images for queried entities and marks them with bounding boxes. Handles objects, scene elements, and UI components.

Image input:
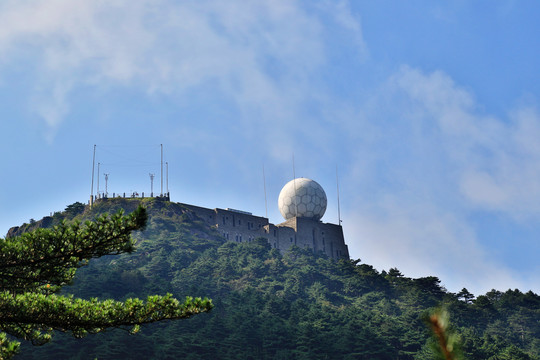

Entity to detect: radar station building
[182,178,349,260]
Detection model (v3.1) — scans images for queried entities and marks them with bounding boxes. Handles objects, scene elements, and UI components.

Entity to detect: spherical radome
[278,178,327,220]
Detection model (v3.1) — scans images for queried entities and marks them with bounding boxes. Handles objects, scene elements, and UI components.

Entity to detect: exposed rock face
[6,226,20,238]
[6,216,53,238]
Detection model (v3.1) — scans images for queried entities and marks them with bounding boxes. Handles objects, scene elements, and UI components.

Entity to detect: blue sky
[1,0,539,295]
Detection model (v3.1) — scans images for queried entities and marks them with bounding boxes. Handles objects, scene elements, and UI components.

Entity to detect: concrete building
[182,178,349,260]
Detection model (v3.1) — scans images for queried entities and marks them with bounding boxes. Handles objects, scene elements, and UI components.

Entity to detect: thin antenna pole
[90,145,96,205]
[292,154,298,218]
[97,162,100,197]
[166,162,169,195]
[160,144,163,196]
[336,166,342,225]
[150,173,155,197]
[263,164,268,218]
[104,173,109,197]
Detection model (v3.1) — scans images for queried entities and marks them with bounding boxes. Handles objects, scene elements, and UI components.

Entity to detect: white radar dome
[278,178,327,221]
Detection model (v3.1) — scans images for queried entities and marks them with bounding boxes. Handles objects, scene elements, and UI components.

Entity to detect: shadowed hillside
[12,199,540,359]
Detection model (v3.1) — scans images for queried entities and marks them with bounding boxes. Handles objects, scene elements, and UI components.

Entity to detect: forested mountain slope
[13,198,540,359]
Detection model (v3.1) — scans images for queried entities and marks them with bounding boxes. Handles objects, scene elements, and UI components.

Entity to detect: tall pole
[90,144,96,205]
[97,162,100,197]
[104,173,109,197]
[336,166,342,225]
[150,173,155,197]
[160,144,163,196]
[263,164,268,218]
[292,154,298,218]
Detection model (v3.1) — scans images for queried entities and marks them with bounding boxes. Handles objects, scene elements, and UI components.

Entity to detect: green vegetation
[10,198,540,359]
[0,204,212,359]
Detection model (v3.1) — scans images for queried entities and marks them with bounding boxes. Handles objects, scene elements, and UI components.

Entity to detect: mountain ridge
[10,198,540,359]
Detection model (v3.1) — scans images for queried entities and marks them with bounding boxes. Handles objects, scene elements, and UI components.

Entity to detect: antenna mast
[292,154,298,218]
[336,166,342,225]
[104,173,109,197]
[150,173,155,197]
[160,144,163,196]
[97,162,100,197]
[263,164,268,218]
[90,144,96,205]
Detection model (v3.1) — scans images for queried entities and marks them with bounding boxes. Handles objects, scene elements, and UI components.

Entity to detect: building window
[222,216,226,225]
[290,237,293,243]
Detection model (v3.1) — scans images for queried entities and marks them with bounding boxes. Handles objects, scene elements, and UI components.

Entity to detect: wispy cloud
[3,1,537,295]
[343,65,540,294]
[392,66,540,218]
[346,202,526,294]
[0,0,361,149]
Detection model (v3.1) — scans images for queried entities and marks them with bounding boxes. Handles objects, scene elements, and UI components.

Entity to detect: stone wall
[182,203,349,260]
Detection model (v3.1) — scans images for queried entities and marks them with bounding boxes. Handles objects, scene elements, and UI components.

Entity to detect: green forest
[11,198,540,359]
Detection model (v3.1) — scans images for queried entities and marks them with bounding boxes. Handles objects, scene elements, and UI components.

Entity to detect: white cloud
[3,0,537,295]
[0,0,362,150]
[317,0,367,58]
[342,66,540,294]
[345,202,526,295]
[391,66,540,218]
[460,171,508,208]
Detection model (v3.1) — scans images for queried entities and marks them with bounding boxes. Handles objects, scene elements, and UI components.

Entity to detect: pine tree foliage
[10,199,540,359]
[0,206,212,359]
